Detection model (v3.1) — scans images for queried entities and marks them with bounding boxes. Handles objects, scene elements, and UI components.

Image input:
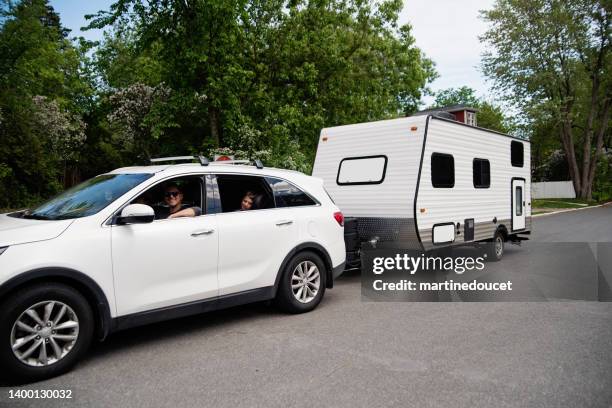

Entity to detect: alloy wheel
[10,301,80,367]
[291,261,320,303]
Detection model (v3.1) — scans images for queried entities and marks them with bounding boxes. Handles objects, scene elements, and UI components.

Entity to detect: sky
[50,0,497,107]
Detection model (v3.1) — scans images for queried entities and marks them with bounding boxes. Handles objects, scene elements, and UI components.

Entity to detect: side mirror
[117,204,155,225]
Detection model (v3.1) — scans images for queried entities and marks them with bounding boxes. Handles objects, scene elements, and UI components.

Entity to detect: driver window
[131,176,204,220]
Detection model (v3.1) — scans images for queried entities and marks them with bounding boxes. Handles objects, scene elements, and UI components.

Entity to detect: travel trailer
[312,114,531,262]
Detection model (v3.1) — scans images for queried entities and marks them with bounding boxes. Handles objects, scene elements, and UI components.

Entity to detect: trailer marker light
[411,126,418,131]
[420,208,426,213]
[322,137,328,142]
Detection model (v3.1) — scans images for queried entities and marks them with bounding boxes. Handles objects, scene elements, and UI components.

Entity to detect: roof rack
[209,159,264,169]
[150,156,210,166]
[149,156,264,169]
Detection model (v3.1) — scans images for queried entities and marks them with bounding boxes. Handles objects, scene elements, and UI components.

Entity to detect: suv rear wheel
[275,251,327,313]
[0,283,94,383]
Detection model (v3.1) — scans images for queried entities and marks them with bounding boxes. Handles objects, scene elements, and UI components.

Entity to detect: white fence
[532,181,576,199]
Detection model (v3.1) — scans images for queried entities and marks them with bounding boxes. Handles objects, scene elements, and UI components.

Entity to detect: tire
[275,251,327,314]
[344,231,360,251]
[0,283,94,383]
[486,230,505,262]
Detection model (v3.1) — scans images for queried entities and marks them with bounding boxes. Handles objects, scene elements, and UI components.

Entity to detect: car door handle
[191,229,215,237]
[275,220,293,226]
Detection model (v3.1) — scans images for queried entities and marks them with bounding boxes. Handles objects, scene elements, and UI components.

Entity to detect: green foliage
[86,0,436,162]
[430,86,514,134]
[1,0,436,208]
[0,0,92,208]
[480,0,611,199]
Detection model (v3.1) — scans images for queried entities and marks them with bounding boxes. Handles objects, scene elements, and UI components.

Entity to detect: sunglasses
[164,191,180,198]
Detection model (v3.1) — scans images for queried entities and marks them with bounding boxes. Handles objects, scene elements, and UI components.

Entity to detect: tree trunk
[586,97,611,200]
[208,106,220,147]
[559,119,582,197]
[580,76,599,198]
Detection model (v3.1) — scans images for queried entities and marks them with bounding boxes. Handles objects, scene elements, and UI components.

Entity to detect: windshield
[25,173,152,220]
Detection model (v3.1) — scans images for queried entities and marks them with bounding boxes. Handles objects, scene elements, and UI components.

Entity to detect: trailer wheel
[486,230,504,262]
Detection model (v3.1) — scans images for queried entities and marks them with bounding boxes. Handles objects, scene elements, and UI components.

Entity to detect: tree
[481,0,611,199]
[86,0,436,167]
[0,0,92,207]
[430,86,514,133]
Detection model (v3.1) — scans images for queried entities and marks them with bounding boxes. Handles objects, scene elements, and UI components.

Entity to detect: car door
[214,174,298,295]
[111,175,219,315]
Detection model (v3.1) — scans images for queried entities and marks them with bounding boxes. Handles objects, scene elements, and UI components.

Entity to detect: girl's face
[241,196,253,210]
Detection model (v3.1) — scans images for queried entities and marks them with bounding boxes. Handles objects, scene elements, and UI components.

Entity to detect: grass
[531,198,597,209]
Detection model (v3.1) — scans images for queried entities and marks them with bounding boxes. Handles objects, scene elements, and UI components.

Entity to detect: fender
[273,242,335,293]
[0,267,112,341]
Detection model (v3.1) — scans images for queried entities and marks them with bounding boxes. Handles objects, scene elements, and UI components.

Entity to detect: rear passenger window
[216,174,275,212]
[511,141,524,167]
[431,153,454,188]
[267,177,316,207]
[337,155,387,185]
[473,158,490,188]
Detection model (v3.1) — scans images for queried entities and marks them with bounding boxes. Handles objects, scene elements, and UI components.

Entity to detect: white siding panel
[312,116,427,218]
[416,119,531,240]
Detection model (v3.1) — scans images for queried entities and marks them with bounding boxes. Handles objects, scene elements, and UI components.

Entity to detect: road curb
[533,201,611,218]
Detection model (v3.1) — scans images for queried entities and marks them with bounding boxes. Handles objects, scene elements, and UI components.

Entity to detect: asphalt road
[2,205,611,408]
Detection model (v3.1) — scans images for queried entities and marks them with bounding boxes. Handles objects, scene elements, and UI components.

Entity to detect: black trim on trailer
[431,152,455,188]
[510,177,527,232]
[431,222,456,245]
[473,158,491,189]
[0,268,113,341]
[511,140,525,167]
[336,155,388,186]
[429,115,530,143]
[413,115,431,251]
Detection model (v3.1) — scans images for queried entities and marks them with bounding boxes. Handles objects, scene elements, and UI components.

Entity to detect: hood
[0,213,74,247]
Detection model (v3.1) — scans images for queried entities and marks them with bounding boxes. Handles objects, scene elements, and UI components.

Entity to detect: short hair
[243,191,256,200]
[164,183,182,193]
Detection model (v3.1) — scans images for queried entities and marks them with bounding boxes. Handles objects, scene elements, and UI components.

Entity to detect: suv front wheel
[0,283,94,383]
[275,251,327,313]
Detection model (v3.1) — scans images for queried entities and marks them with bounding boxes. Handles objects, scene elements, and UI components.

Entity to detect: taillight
[333,211,344,227]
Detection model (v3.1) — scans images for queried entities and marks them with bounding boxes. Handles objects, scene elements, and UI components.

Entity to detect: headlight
[0,247,8,256]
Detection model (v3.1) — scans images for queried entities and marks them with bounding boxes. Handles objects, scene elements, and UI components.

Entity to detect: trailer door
[512,179,525,231]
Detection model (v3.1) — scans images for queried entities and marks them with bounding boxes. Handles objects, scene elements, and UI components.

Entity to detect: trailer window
[473,158,490,188]
[515,186,523,216]
[511,141,524,167]
[337,155,387,185]
[431,153,454,188]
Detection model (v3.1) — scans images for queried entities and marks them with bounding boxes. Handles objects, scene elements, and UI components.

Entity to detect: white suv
[0,158,346,382]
